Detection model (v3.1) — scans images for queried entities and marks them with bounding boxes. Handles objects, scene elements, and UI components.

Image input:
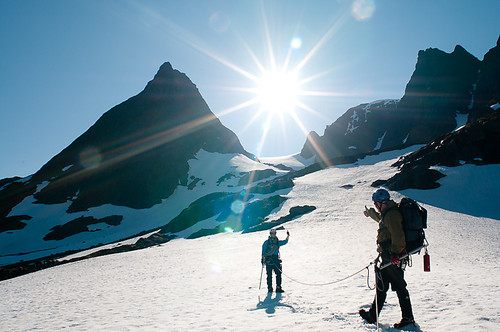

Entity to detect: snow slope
[1,148,499,331]
[0,150,289,266]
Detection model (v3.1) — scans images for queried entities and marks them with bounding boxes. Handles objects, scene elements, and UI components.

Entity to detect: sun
[133,1,351,162]
[255,70,301,115]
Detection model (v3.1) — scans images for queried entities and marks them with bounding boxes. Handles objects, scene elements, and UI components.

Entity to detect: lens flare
[351,0,375,21]
[211,264,222,274]
[78,147,102,170]
[209,11,231,32]
[230,200,245,214]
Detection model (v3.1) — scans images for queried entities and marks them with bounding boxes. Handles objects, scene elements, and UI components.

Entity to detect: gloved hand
[391,249,408,265]
[261,256,265,265]
[363,206,371,217]
[390,254,400,265]
[286,230,290,236]
[364,206,380,221]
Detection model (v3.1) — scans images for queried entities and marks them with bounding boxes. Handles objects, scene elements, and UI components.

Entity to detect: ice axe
[379,244,428,270]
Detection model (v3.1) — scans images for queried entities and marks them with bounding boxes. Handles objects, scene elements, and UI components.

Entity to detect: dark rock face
[0,180,36,231]
[398,45,480,143]
[43,215,123,241]
[301,42,492,163]
[0,215,31,233]
[302,100,401,160]
[378,111,500,190]
[243,205,316,233]
[393,111,500,169]
[374,166,446,191]
[301,131,322,159]
[1,62,252,220]
[469,35,500,122]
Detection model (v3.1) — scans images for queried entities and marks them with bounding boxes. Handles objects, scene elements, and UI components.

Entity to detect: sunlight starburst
[133,1,351,164]
[255,70,300,115]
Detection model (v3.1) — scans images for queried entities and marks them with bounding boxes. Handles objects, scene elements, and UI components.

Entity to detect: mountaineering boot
[267,287,273,293]
[393,317,415,328]
[275,287,284,293]
[359,309,376,324]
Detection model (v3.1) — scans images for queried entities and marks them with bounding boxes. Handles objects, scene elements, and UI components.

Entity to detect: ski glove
[390,250,406,265]
[390,254,400,265]
[364,206,380,222]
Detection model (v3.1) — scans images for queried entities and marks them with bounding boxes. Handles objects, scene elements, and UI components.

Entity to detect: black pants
[370,264,413,320]
[265,256,282,290]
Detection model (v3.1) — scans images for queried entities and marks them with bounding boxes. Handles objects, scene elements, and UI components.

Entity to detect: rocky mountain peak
[4,62,251,214]
[144,62,191,93]
[469,34,500,122]
[157,61,174,73]
[299,38,497,164]
[452,44,469,55]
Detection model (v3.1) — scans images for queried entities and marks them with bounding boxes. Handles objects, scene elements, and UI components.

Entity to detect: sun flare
[138,1,347,159]
[255,70,300,115]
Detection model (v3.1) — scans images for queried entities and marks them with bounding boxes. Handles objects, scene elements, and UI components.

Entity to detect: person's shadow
[251,293,296,314]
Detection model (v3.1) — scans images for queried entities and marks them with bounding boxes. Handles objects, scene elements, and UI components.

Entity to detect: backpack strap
[264,237,279,257]
[381,205,399,218]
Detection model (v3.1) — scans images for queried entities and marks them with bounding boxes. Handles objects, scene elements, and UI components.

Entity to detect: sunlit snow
[1,148,499,331]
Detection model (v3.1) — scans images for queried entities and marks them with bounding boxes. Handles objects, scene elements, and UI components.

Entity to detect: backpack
[264,237,280,258]
[397,197,428,253]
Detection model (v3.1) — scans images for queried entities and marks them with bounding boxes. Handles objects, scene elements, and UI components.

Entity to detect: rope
[367,263,376,290]
[271,259,377,287]
[265,243,428,288]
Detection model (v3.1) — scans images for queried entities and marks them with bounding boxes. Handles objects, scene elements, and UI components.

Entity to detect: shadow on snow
[249,293,296,315]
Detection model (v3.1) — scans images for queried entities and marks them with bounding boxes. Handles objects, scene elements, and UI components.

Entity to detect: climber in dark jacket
[261,228,289,293]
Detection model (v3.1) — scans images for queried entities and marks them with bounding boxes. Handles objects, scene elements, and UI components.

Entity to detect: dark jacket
[262,236,288,257]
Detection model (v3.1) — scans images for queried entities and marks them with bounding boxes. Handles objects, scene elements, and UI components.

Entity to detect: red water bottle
[423,249,430,272]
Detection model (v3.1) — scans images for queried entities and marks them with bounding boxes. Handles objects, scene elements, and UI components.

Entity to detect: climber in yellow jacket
[360,188,415,329]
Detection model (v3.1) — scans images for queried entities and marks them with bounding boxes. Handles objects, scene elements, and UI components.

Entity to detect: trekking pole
[373,256,380,332]
[258,263,264,290]
[379,244,427,270]
[375,286,380,332]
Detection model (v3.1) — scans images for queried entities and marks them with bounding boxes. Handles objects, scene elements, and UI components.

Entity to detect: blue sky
[0,0,499,178]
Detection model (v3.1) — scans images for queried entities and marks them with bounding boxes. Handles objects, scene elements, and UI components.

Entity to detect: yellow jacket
[365,200,406,255]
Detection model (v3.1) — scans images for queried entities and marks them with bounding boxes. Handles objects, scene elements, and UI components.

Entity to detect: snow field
[1,149,499,331]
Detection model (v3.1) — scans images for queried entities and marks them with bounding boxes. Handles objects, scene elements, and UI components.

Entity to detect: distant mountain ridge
[301,36,500,163]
